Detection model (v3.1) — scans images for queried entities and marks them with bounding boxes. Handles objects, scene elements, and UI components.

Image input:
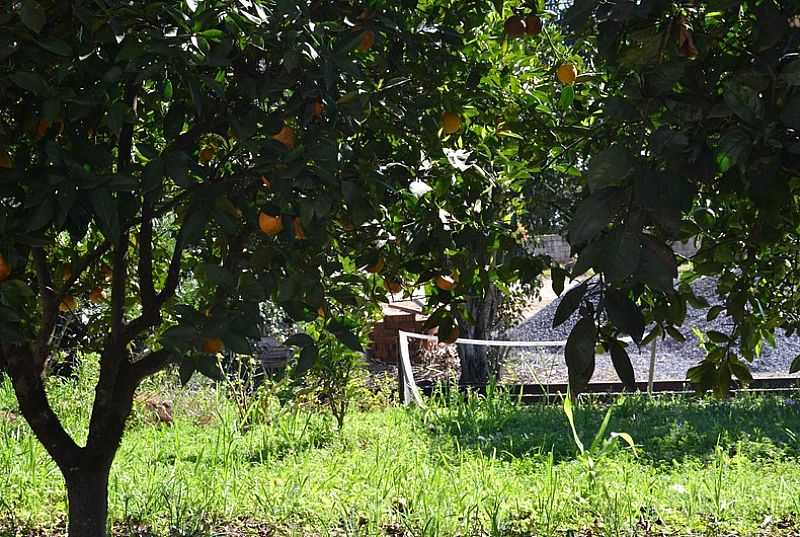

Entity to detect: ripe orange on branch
[504,16,525,37]
[439,326,460,344]
[312,99,325,119]
[365,257,385,274]
[0,149,12,169]
[272,125,296,149]
[0,255,11,281]
[59,295,77,312]
[89,288,105,304]
[384,278,402,294]
[358,30,375,51]
[435,275,455,291]
[199,146,216,164]
[292,217,306,240]
[525,15,542,35]
[441,112,461,134]
[557,63,578,85]
[258,212,283,236]
[202,338,224,354]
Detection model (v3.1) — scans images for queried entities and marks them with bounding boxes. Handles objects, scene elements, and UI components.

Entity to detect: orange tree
[556,1,800,394]
[0,1,513,534]
[381,3,598,383]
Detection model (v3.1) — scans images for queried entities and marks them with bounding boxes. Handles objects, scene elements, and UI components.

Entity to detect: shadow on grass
[420,388,800,464]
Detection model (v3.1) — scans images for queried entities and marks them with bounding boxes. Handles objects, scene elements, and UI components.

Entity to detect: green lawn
[1,364,800,536]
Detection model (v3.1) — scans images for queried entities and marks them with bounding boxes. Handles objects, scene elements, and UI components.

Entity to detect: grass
[1,360,800,536]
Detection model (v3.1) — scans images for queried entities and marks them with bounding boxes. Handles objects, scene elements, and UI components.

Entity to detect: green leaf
[636,236,676,292]
[790,355,800,375]
[285,333,315,348]
[605,289,644,344]
[587,146,633,192]
[551,266,567,296]
[716,128,751,172]
[780,60,800,86]
[706,330,730,344]
[609,340,635,389]
[780,96,800,130]
[164,151,193,187]
[164,106,186,140]
[37,38,72,56]
[568,193,612,247]
[723,80,764,125]
[553,282,587,328]
[706,305,726,321]
[10,71,48,95]
[89,188,120,242]
[728,355,753,384]
[559,85,575,110]
[565,316,597,394]
[600,229,641,283]
[195,355,223,381]
[197,29,225,40]
[332,327,363,352]
[202,264,236,289]
[294,345,319,377]
[179,361,195,386]
[19,0,47,34]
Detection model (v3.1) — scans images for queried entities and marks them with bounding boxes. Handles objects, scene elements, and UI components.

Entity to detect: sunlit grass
[1,362,800,536]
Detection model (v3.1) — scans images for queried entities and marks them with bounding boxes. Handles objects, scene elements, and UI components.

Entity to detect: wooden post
[647,339,657,395]
[397,349,406,405]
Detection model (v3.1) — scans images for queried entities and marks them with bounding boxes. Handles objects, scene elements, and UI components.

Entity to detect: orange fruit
[272,125,296,149]
[202,338,224,354]
[199,146,216,164]
[35,119,51,139]
[0,149,12,169]
[365,257,385,274]
[504,16,525,37]
[312,99,325,119]
[384,278,402,294]
[89,287,105,304]
[435,275,455,291]
[439,326,460,344]
[59,295,77,312]
[258,212,283,236]
[358,30,375,51]
[525,14,542,35]
[0,255,11,281]
[260,175,272,188]
[557,63,578,85]
[441,112,461,134]
[292,217,306,240]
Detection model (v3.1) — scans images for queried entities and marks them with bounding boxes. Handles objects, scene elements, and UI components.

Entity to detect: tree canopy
[558,0,800,394]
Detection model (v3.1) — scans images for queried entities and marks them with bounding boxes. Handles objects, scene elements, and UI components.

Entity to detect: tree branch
[138,191,157,312]
[3,346,81,470]
[57,240,112,301]
[129,349,176,383]
[31,248,57,373]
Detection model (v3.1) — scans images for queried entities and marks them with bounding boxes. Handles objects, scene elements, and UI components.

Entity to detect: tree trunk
[64,466,111,537]
[458,285,500,385]
[459,343,491,385]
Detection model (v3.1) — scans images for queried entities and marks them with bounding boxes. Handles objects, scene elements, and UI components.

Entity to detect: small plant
[303,317,370,430]
[563,396,638,535]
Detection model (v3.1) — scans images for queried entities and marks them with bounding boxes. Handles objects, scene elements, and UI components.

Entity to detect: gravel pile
[503,277,800,383]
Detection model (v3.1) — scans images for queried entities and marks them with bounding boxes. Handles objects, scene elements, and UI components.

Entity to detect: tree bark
[457,285,500,385]
[64,466,111,537]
